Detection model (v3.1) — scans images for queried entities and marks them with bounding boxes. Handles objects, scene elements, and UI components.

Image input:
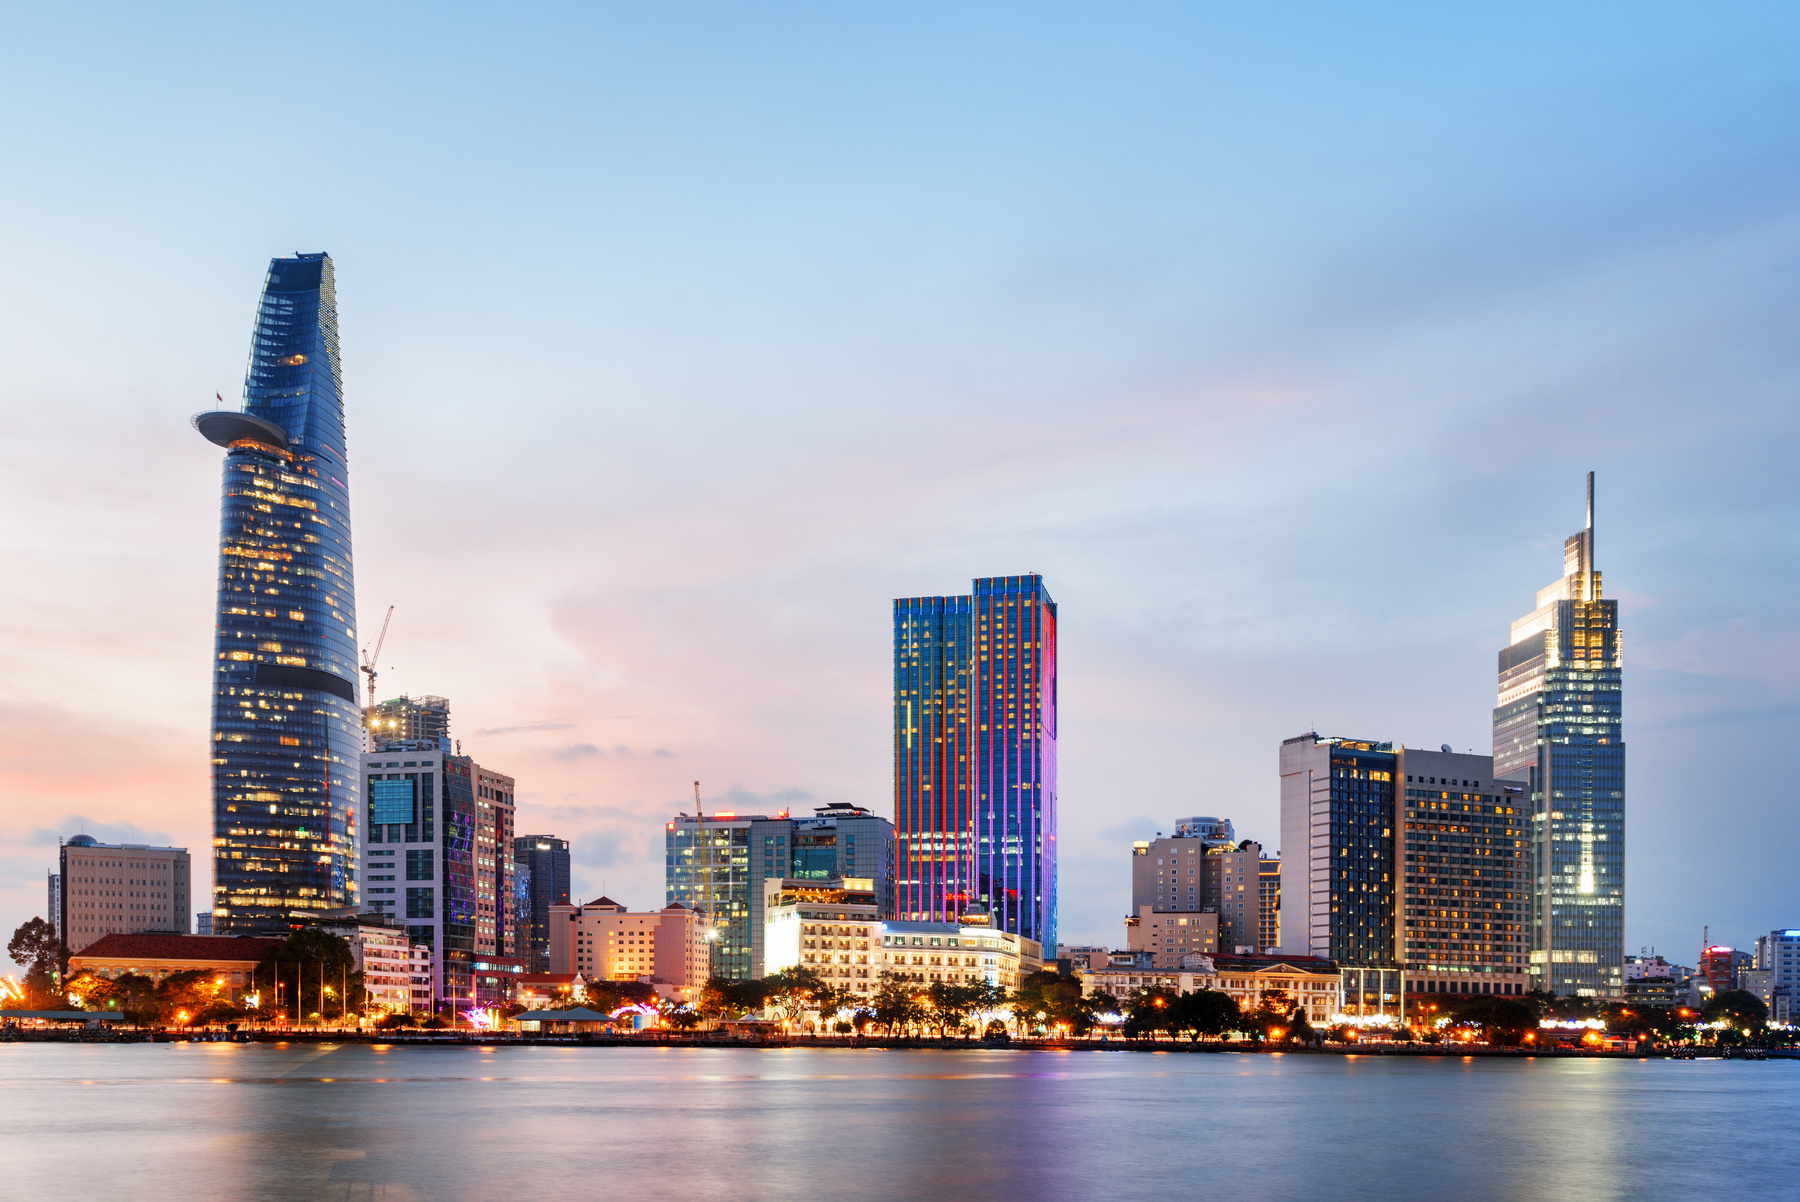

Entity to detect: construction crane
[360,605,394,714]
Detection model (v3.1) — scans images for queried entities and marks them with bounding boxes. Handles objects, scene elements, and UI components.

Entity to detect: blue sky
[2,3,1797,966]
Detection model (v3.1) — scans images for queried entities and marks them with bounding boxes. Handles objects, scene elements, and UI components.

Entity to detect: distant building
[196,912,214,936]
[1126,906,1219,969]
[1055,944,1110,973]
[1130,823,1272,950]
[1173,816,1237,845]
[67,933,283,990]
[366,694,451,752]
[548,897,708,1004]
[1756,930,1800,1022]
[666,803,894,980]
[514,835,571,973]
[764,878,882,999]
[515,973,583,1008]
[875,911,1041,991]
[1699,945,1739,997]
[1077,965,1219,1000]
[361,747,517,1013]
[47,871,62,941]
[58,837,192,955]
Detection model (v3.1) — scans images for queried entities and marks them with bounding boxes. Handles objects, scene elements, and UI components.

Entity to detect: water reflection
[1,1045,1793,1200]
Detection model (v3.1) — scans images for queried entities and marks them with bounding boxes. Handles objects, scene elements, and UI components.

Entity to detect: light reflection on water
[2,1045,1794,1200]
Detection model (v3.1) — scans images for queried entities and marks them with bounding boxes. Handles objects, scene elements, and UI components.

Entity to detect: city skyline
[4,7,1799,965]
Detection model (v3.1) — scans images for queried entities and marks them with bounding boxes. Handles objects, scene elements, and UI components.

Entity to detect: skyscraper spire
[194,253,362,935]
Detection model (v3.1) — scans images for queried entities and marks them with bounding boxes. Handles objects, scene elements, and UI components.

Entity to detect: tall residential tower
[1493,473,1625,997]
[195,253,362,935]
[894,574,1058,951]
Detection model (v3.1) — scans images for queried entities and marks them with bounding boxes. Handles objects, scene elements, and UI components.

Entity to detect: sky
[2,3,1797,970]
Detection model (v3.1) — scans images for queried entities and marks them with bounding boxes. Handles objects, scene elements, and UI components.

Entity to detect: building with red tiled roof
[68,933,284,988]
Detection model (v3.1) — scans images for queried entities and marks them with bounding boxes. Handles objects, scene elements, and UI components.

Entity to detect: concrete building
[514,834,571,972]
[1055,944,1110,973]
[365,694,451,752]
[876,912,1041,991]
[666,802,895,980]
[196,913,214,936]
[47,871,62,942]
[1131,822,1275,954]
[58,837,192,955]
[67,933,282,991]
[764,878,882,999]
[548,897,708,1004]
[1493,474,1625,998]
[1126,907,1219,969]
[1077,964,1220,1000]
[1258,851,1282,952]
[361,745,517,1013]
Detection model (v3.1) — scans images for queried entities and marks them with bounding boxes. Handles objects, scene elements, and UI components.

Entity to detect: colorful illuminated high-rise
[194,253,363,935]
[894,574,1058,950]
[1492,472,1625,997]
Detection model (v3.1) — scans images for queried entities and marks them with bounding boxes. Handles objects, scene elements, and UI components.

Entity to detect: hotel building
[877,911,1042,991]
[548,897,708,1003]
[763,878,882,998]
[1493,473,1625,997]
[894,575,1058,950]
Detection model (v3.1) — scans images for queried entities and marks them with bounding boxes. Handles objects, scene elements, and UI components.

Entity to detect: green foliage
[1446,996,1536,1045]
[698,975,769,1021]
[253,928,365,1021]
[872,971,925,1034]
[764,966,829,1025]
[1704,989,1768,1030]
[1011,970,1105,1036]
[7,917,65,1001]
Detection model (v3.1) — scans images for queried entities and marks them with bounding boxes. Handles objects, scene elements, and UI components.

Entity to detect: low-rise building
[764,878,881,998]
[317,912,419,1011]
[1077,965,1218,999]
[549,897,708,1004]
[876,908,1041,990]
[67,933,282,992]
[1209,952,1341,1026]
[1055,944,1110,973]
[516,973,584,1008]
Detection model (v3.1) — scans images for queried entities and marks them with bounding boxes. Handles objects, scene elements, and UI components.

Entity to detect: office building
[666,802,894,979]
[58,837,192,955]
[1492,473,1625,997]
[1279,735,1528,1003]
[195,253,362,935]
[764,878,882,998]
[876,911,1042,991]
[362,746,518,1013]
[514,835,572,972]
[1126,906,1219,968]
[894,574,1058,950]
[367,694,452,751]
[548,897,708,1003]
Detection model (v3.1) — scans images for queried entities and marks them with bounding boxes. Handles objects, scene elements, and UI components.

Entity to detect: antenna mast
[1585,471,1595,603]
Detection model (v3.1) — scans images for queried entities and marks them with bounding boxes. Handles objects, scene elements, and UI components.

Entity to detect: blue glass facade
[1492,476,1625,997]
[198,253,362,935]
[894,575,1057,951]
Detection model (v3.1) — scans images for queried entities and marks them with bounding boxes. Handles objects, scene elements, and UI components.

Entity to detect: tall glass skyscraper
[194,253,362,935]
[1492,473,1625,998]
[894,574,1057,950]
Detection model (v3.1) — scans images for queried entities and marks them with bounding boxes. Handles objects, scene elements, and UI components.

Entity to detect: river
[2,1043,1793,1199]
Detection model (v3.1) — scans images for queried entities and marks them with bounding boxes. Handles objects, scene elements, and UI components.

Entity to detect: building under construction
[366,694,451,752]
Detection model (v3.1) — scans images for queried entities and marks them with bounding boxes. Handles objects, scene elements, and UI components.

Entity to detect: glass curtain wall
[203,253,362,935]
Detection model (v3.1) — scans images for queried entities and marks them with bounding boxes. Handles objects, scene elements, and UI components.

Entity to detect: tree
[1010,971,1105,1036]
[872,971,924,1035]
[764,966,828,1028]
[1171,989,1237,1042]
[1448,996,1536,1046]
[926,981,988,1037]
[8,918,65,1003]
[1123,986,1180,1040]
[1704,989,1768,1038]
[254,928,362,1023]
[697,975,767,1023]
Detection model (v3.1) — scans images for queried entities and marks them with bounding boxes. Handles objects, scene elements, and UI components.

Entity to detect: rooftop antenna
[360,605,395,714]
[1585,471,1596,603]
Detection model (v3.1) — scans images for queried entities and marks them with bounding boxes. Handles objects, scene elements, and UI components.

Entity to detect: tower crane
[360,605,394,718]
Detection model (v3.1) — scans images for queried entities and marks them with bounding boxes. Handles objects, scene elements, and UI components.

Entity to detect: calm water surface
[2,1044,1795,1200]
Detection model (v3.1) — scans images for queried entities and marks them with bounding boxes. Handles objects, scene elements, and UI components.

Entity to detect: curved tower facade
[196,253,362,935]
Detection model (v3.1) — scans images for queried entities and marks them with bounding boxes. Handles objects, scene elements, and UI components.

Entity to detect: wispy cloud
[476,720,575,737]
